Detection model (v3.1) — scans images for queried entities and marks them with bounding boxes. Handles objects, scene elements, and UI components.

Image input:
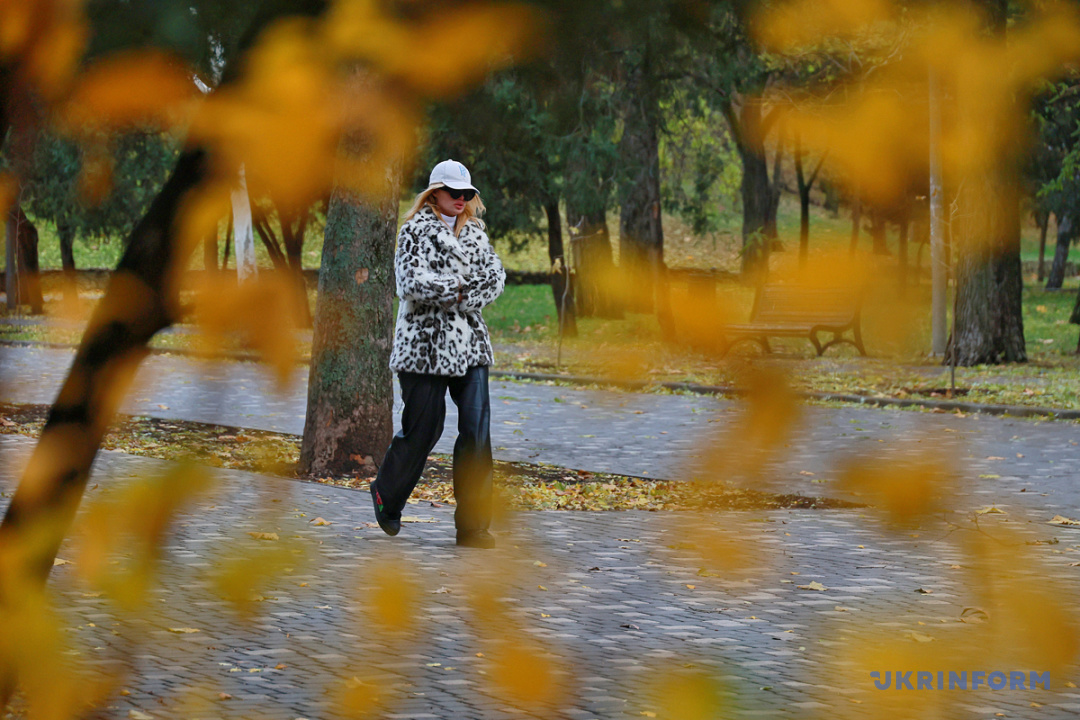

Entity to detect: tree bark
[949,0,1026,366]
[545,201,575,337]
[299,183,395,476]
[13,206,42,313]
[566,205,620,319]
[617,52,664,315]
[950,173,1026,364]
[1045,213,1072,290]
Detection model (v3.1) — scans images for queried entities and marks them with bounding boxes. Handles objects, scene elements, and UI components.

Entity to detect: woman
[370,159,505,549]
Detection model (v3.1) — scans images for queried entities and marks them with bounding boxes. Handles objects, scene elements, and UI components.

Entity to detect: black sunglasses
[442,187,476,201]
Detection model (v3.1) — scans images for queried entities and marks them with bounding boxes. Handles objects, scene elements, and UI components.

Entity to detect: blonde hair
[403,185,486,236]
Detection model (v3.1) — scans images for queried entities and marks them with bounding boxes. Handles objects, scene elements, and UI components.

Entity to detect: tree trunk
[545,201,575,337]
[726,98,773,279]
[1045,213,1072,290]
[14,206,42,313]
[950,173,1026,364]
[566,206,620,319]
[299,183,396,476]
[5,206,18,311]
[0,149,207,589]
[795,136,810,267]
[617,52,664,315]
[1036,211,1049,282]
[1070,281,1080,353]
[58,222,78,305]
[949,0,1026,366]
[232,165,257,282]
[282,216,312,328]
[0,0,330,603]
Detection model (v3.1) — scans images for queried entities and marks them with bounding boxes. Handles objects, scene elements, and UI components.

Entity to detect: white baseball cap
[429,159,478,192]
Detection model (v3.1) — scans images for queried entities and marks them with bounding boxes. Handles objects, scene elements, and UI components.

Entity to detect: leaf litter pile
[0,403,856,512]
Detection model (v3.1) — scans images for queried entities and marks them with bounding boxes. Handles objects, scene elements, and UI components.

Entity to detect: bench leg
[759,337,772,354]
[809,331,824,356]
[853,325,867,356]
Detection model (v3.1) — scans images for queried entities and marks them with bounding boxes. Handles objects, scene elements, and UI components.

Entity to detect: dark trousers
[375,365,493,536]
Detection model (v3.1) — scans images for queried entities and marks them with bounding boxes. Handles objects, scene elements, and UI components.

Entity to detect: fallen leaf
[685,584,696,590]
[274,663,287,670]
[960,607,989,624]
[976,507,1006,515]
[309,517,332,526]
[798,582,827,591]
[915,588,933,594]
[53,558,72,566]
[400,517,437,523]
[538,585,548,591]
[247,532,279,541]
[129,712,153,720]
[1049,515,1080,527]
[906,631,934,643]
[431,587,450,594]
[218,693,232,701]
[533,561,547,567]
[167,628,200,634]
[119,690,131,697]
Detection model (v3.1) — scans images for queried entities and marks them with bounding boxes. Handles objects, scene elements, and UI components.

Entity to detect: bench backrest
[750,284,862,327]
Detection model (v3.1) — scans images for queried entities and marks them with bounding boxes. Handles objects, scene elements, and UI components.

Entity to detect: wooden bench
[719,284,866,357]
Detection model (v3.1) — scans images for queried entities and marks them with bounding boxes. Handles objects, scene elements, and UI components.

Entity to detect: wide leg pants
[374,365,493,536]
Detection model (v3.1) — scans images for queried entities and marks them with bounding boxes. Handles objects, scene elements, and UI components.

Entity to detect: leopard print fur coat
[389,206,506,376]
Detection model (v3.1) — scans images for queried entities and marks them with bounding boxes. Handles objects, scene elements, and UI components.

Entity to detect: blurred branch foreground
[1,0,1080,718]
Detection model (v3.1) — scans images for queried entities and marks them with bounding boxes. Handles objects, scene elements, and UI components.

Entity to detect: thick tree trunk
[950,174,1026,364]
[4,205,42,313]
[1071,283,1080,353]
[1045,214,1072,290]
[1036,211,1049,282]
[566,206,620,319]
[545,201,575,337]
[618,53,664,315]
[299,184,395,476]
[58,222,78,304]
[949,0,1026,366]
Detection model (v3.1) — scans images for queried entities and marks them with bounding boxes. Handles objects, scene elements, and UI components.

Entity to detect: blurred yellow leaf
[60,50,196,132]
[167,628,200,634]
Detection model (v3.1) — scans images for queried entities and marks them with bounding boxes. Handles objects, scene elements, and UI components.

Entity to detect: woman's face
[432,188,467,217]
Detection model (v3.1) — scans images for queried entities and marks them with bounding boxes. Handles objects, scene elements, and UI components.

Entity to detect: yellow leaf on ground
[906,631,934,643]
[53,558,72,566]
[247,532,279,540]
[400,517,437,523]
[798,581,827,591]
[1049,515,1080,527]
[310,517,332,526]
[167,628,200,634]
[976,507,1006,515]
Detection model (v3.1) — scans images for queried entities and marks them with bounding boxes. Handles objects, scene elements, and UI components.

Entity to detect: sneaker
[370,482,400,537]
[456,530,496,549]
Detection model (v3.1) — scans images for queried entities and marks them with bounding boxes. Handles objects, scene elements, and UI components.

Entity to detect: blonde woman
[371,160,505,548]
